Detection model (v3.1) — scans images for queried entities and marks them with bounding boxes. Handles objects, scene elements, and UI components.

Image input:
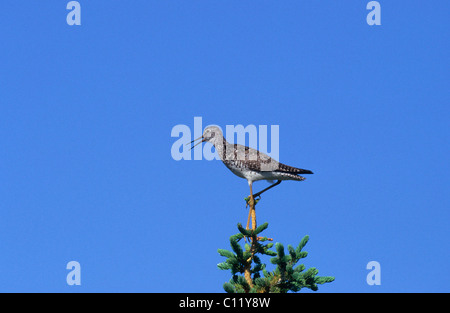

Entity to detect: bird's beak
[187,136,206,150]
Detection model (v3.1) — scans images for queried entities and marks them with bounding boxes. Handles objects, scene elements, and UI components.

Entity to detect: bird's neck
[211,136,232,161]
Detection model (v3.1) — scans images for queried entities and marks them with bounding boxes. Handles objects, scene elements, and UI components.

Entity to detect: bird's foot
[244,195,260,207]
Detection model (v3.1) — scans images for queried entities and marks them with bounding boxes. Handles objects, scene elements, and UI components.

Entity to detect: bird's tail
[278,163,314,175]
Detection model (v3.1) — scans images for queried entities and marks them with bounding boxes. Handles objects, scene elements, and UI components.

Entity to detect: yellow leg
[251,204,256,230]
[246,205,252,230]
[246,182,257,231]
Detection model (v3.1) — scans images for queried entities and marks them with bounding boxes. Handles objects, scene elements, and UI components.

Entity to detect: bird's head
[189,125,223,150]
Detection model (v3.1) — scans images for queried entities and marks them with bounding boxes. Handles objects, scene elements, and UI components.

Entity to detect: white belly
[225,163,286,182]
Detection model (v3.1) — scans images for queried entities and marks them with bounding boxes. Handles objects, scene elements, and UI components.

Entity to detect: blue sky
[0,1,448,292]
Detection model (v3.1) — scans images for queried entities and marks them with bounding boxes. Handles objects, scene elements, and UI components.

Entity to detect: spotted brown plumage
[189,125,313,186]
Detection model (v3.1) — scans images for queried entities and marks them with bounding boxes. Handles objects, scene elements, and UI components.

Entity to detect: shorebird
[189,126,313,230]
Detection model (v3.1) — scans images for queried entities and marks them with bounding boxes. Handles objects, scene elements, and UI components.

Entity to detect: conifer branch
[218,222,334,293]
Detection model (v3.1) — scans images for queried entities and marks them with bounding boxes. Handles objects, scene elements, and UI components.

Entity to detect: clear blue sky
[0,1,448,292]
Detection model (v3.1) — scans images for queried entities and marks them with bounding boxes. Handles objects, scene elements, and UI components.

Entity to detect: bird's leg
[251,205,257,231]
[246,182,257,231]
[243,183,256,289]
[246,204,252,231]
[253,180,282,198]
[249,183,256,231]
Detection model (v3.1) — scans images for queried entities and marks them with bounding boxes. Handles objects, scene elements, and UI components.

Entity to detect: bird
[189,125,313,230]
